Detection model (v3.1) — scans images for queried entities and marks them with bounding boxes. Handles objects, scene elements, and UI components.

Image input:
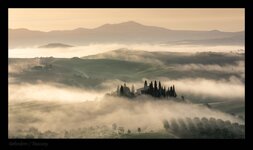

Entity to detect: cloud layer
[9,44,244,58]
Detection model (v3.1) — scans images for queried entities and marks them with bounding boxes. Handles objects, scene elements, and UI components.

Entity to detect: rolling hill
[9,50,244,89]
[38,43,74,48]
[83,48,244,65]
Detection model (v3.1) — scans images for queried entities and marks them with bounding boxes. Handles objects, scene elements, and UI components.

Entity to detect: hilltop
[38,43,74,48]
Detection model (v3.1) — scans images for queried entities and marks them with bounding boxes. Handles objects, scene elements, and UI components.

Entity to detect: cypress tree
[163,86,166,97]
[144,80,148,94]
[172,85,176,97]
[158,81,162,97]
[144,80,147,87]
[120,85,124,96]
[170,86,173,96]
[159,81,162,90]
[149,81,153,95]
[154,80,158,97]
[154,80,157,91]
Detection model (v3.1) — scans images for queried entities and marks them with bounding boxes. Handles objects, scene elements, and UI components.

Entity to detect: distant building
[118,83,135,98]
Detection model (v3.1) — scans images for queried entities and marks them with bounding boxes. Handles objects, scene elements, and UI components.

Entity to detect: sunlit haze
[9,8,244,32]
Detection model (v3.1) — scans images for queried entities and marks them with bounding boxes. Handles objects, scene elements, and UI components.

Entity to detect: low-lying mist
[9,83,104,104]
[9,82,244,138]
[173,61,244,74]
[99,76,244,101]
[9,43,244,58]
[8,46,245,138]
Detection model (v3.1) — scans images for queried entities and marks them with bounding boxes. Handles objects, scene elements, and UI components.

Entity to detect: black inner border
[1,0,252,149]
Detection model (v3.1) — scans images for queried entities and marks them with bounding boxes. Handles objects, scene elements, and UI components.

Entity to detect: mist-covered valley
[8,48,245,139]
[7,8,246,139]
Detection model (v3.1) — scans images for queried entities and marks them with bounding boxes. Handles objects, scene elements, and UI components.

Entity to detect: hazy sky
[9,8,244,32]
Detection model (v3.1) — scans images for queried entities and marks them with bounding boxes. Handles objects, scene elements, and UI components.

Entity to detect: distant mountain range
[9,21,244,48]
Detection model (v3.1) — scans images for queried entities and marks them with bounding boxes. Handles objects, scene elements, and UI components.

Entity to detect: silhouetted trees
[120,85,124,96]
[159,81,162,90]
[166,117,245,138]
[142,80,177,98]
[116,80,177,99]
[149,81,153,95]
[163,87,166,97]
[144,80,147,87]
[154,80,157,91]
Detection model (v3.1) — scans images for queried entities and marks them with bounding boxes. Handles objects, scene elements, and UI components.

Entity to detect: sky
[9,8,244,32]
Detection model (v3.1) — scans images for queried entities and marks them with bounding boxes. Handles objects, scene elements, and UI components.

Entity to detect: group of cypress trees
[143,80,177,98]
[116,80,177,98]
